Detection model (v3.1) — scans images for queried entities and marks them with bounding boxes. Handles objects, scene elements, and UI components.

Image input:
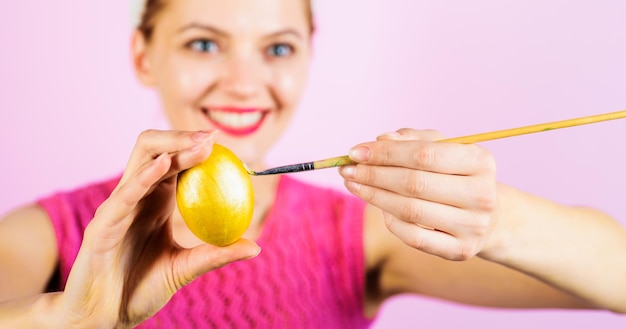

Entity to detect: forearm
[483,183,626,313]
[0,292,63,329]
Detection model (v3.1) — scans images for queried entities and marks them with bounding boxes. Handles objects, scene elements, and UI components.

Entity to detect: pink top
[39,175,374,328]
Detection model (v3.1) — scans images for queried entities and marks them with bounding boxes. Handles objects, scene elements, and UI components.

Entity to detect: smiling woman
[1,1,626,329]
[131,0,314,169]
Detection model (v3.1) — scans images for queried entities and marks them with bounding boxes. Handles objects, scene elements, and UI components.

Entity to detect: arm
[0,204,61,327]
[0,205,58,302]
[483,185,626,310]
[342,128,626,313]
[363,199,625,311]
[0,130,260,328]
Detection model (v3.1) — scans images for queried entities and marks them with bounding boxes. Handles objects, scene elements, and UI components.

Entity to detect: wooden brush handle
[441,110,626,144]
[313,110,626,170]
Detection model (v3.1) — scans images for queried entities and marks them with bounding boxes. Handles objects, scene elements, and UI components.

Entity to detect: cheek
[271,63,309,109]
[154,56,219,131]
[159,56,218,105]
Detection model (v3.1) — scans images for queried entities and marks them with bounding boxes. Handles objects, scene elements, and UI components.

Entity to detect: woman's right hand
[54,129,260,328]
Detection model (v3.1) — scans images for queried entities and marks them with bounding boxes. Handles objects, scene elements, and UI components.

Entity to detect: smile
[203,107,268,136]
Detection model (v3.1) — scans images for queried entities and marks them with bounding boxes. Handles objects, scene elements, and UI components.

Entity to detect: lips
[203,107,268,136]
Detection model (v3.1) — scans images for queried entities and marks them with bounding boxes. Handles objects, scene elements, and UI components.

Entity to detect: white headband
[130,0,146,28]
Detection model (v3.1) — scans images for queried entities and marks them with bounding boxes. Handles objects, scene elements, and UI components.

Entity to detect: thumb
[174,239,261,287]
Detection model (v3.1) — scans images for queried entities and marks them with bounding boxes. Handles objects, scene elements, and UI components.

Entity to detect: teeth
[208,110,263,128]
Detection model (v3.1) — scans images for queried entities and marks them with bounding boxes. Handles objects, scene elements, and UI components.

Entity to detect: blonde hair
[131,0,315,41]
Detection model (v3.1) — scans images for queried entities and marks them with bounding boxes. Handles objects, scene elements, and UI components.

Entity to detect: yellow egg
[176,144,254,246]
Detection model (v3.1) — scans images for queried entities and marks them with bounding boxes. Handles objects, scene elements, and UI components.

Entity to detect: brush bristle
[241,161,256,175]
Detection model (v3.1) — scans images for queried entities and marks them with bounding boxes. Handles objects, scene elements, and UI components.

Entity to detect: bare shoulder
[362,204,429,315]
[0,204,58,301]
[363,203,430,292]
[363,203,505,300]
[363,204,395,271]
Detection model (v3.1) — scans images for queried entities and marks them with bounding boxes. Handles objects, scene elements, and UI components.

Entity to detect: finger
[132,129,217,163]
[382,211,474,261]
[87,152,172,251]
[340,164,495,209]
[348,139,496,176]
[121,130,218,184]
[173,239,261,289]
[343,179,484,236]
[377,128,445,141]
[118,130,218,188]
[160,135,216,181]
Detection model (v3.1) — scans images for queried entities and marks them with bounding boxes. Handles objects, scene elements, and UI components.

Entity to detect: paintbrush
[246,110,626,176]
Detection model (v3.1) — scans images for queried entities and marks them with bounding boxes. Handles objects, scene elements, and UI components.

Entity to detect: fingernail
[349,146,371,162]
[191,130,217,143]
[344,180,362,192]
[248,247,262,259]
[339,165,356,179]
[377,131,401,140]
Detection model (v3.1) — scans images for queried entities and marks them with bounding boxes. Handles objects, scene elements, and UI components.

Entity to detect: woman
[1,0,625,328]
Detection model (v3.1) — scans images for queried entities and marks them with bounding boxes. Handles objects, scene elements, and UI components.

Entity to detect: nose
[219,54,264,100]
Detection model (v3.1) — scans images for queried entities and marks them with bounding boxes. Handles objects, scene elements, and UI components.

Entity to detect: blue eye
[267,43,293,57]
[189,39,218,53]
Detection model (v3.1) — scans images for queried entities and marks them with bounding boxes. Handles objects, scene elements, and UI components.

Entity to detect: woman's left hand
[339,128,499,261]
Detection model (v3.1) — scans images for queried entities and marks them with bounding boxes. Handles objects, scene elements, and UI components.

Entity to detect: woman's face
[133,0,312,167]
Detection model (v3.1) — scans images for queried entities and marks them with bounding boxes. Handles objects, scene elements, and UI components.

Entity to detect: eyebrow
[265,29,303,40]
[178,23,303,40]
[178,23,228,37]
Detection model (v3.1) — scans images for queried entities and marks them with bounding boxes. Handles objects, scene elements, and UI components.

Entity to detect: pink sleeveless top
[38,175,374,328]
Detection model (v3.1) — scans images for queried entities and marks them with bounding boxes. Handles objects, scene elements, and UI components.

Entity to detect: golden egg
[176,144,254,246]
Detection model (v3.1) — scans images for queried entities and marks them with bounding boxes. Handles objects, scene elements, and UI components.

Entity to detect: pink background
[1,1,625,327]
